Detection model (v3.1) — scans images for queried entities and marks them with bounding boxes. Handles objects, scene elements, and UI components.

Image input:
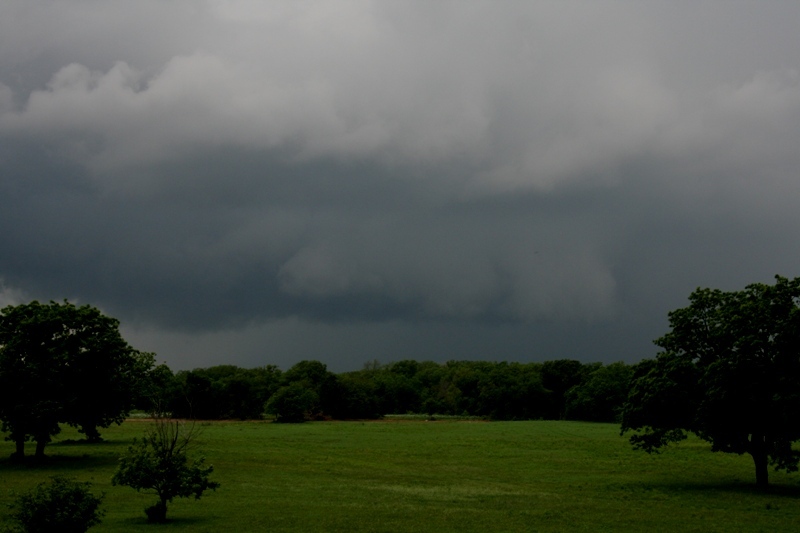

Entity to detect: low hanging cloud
[2,1,800,368]
[276,215,618,322]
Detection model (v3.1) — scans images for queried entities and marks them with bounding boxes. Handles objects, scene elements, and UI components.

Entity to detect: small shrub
[7,476,104,533]
[112,416,219,523]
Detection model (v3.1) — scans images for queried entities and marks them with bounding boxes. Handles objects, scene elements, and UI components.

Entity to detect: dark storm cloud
[0,147,620,327]
[2,1,800,369]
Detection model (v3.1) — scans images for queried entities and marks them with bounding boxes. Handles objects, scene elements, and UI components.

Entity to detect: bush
[112,416,219,522]
[7,476,104,533]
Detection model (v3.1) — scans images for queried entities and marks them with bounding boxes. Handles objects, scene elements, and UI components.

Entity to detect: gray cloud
[2,1,800,370]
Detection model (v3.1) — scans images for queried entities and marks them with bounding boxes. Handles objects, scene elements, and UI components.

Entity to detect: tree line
[149,358,634,424]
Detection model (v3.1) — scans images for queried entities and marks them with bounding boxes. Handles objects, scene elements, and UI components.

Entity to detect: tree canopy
[621,276,800,487]
[140,358,631,423]
[0,300,152,459]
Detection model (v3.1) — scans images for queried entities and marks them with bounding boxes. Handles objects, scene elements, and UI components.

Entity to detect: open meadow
[1,419,798,532]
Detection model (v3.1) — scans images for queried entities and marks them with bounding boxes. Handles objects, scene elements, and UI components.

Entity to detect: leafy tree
[265,382,319,422]
[565,362,632,422]
[172,371,217,419]
[279,360,339,419]
[112,415,220,522]
[8,476,104,533]
[64,349,155,442]
[476,362,548,420]
[388,359,421,379]
[541,359,590,419]
[170,365,283,420]
[220,365,282,419]
[621,276,800,488]
[374,369,422,414]
[135,363,181,414]
[0,301,151,459]
[415,361,450,415]
[333,372,381,419]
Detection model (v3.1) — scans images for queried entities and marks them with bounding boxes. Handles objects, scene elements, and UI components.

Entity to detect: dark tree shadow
[116,515,208,528]
[55,438,109,445]
[636,479,800,499]
[0,452,120,471]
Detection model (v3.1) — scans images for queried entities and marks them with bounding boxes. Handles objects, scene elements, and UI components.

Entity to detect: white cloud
[0,1,671,193]
[6,2,792,203]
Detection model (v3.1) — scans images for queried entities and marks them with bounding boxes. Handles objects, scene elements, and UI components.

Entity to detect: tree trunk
[750,433,769,489]
[145,500,168,523]
[12,437,25,460]
[34,439,47,459]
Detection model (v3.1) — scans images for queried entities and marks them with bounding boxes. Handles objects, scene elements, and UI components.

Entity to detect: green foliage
[440,361,548,419]
[265,382,319,422]
[135,363,179,414]
[333,373,380,419]
[541,359,592,419]
[284,360,340,416]
[262,360,343,421]
[7,476,104,533]
[374,361,424,413]
[130,358,631,424]
[169,365,282,419]
[112,417,219,522]
[621,276,800,487]
[337,360,552,419]
[0,300,152,458]
[565,362,633,422]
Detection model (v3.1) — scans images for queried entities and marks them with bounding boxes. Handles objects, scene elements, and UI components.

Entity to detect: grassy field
[1,419,798,532]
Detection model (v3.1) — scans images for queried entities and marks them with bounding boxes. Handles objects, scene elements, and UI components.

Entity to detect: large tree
[0,300,152,459]
[621,276,800,488]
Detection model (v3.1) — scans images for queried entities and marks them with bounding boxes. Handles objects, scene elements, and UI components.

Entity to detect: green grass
[1,420,798,531]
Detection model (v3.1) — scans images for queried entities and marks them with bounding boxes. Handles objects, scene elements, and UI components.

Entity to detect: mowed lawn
[1,419,798,532]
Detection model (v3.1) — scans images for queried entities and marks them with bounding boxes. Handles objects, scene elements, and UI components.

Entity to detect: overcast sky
[2,1,800,371]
